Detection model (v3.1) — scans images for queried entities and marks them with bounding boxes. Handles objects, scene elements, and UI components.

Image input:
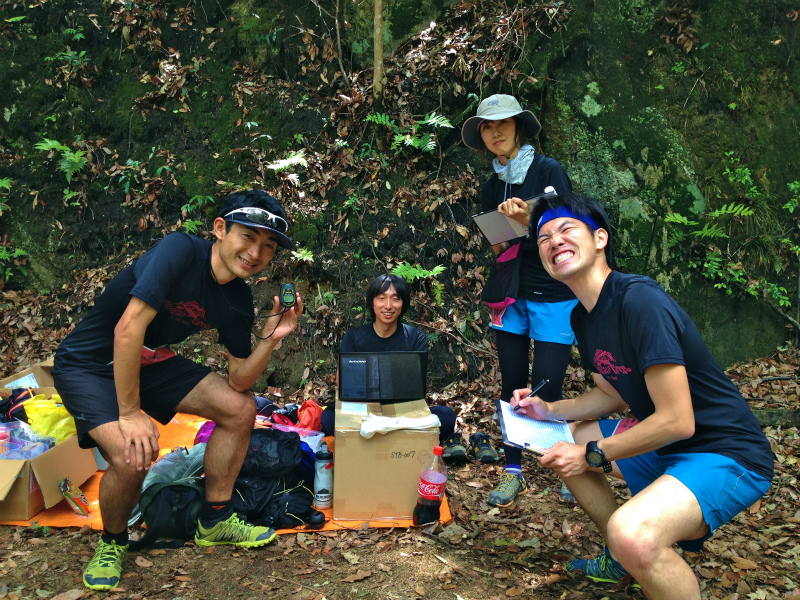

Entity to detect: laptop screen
[338,351,427,402]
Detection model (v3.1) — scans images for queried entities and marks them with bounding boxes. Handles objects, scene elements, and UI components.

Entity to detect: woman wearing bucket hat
[462,94,578,508]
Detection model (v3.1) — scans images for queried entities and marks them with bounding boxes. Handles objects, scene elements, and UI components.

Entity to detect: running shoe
[194,513,277,548]
[468,432,500,463]
[441,432,468,464]
[566,545,636,586]
[83,539,127,591]
[487,472,527,508]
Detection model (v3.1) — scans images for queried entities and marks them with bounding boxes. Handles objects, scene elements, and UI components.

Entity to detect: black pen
[513,379,549,412]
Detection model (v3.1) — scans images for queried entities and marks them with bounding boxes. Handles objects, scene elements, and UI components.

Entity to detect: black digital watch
[585,441,612,473]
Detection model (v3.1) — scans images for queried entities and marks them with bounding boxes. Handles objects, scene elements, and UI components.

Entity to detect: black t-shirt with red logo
[53,233,254,372]
[571,270,773,480]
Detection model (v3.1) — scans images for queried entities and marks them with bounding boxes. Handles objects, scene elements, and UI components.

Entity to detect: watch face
[586,450,603,467]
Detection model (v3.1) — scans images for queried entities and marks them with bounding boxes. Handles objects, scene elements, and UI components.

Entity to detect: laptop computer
[338,351,427,402]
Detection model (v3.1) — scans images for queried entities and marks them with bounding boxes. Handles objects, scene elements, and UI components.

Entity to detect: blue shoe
[566,546,636,586]
[560,482,576,506]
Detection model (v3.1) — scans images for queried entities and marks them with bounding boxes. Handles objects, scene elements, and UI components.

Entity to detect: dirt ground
[0,350,798,600]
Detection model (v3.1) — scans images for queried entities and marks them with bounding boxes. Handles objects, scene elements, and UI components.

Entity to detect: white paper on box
[339,402,369,417]
[3,373,40,388]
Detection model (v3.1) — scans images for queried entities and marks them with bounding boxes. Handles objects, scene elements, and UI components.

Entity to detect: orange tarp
[0,415,449,532]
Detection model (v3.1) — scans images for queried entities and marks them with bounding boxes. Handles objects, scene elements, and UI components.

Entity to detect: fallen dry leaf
[341,570,371,583]
[135,556,153,567]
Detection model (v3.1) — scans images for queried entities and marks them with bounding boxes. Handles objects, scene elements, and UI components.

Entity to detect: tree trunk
[373,0,384,108]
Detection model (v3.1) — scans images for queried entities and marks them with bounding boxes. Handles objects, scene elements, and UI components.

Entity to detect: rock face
[1,0,796,384]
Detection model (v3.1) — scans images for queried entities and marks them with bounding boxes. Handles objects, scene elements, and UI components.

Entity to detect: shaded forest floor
[1,287,799,599]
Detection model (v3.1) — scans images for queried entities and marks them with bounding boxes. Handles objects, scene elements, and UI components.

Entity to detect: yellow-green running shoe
[83,539,128,591]
[194,513,277,548]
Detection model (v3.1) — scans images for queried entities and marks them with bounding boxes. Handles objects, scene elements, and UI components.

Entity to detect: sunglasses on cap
[223,207,288,233]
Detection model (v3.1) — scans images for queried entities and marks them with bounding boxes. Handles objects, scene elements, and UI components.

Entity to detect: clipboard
[495,399,574,456]
[471,191,558,245]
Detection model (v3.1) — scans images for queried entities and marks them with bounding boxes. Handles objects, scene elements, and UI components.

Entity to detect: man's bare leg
[175,373,256,502]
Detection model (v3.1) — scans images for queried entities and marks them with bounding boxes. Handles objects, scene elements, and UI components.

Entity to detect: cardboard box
[0,358,54,390]
[333,399,439,521]
[0,434,97,520]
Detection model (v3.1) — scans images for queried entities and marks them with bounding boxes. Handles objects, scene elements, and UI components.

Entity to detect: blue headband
[536,206,601,236]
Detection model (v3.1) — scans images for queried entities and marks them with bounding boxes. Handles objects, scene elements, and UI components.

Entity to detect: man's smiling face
[213,221,278,283]
[537,217,600,282]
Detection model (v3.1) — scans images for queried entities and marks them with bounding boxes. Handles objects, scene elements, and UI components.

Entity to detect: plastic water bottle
[413,445,448,526]
[313,443,333,509]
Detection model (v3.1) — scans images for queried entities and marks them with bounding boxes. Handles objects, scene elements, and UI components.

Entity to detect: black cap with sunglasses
[217,190,294,250]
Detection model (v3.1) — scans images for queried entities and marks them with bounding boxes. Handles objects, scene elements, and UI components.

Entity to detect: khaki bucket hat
[461,94,541,151]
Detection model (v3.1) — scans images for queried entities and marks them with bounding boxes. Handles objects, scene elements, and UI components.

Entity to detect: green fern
[35,138,69,152]
[366,113,396,130]
[706,203,754,219]
[418,112,453,129]
[692,222,729,239]
[391,262,445,282]
[267,151,308,173]
[59,150,88,183]
[663,212,698,226]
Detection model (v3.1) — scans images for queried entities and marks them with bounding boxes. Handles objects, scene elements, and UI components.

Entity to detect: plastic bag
[19,394,77,444]
[0,421,56,458]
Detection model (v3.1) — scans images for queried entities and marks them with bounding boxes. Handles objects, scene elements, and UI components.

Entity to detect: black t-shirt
[340,323,428,382]
[571,271,774,480]
[53,233,255,372]
[480,154,575,302]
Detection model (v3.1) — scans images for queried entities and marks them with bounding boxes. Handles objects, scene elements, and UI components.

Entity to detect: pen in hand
[513,379,549,412]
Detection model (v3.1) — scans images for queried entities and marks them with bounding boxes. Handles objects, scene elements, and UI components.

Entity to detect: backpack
[128,443,207,550]
[128,477,205,550]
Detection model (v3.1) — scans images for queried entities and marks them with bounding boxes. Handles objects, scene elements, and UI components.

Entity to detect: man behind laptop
[511,193,773,598]
[52,190,303,590]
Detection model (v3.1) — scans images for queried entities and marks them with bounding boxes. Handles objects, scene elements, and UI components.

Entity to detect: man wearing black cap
[52,189,303,591]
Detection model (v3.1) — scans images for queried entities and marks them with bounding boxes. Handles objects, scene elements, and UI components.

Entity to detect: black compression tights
[495,329,572,466]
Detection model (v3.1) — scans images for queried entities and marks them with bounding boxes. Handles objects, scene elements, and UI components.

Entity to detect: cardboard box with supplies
[0,357,54,390]
[0,434,97,520]
[332,399,439,521]
[0,361,97,521]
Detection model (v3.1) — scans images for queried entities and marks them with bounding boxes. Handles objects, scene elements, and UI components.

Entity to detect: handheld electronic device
[279,283,297,308]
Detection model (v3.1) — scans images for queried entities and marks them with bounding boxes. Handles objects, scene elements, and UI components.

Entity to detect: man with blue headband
[511,193,773,597]
[52,189,303,590]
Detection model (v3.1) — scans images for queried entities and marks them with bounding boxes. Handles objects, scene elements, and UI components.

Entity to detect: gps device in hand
[279,283,296,308]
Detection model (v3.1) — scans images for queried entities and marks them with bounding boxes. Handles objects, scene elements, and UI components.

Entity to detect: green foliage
[291,248,314,263]
[58,150,88,184]
[267,151,308,173]
[183,219,203,234]
[0,244,29,284]
[0,177,13,216]
[181,195,214,214]
[35,139,88,185]
[366,112,453,154]
[391,262,446,305]
[666,154,799,315]
[63,26,85,41]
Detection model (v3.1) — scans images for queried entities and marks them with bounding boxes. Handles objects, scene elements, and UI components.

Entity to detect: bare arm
[594,363,695,462]
[226,293,304,392]
[512,372,628,421]
[113,297,161,470]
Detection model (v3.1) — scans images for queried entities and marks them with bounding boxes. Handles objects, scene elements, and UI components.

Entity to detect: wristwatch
[585,441,612,473]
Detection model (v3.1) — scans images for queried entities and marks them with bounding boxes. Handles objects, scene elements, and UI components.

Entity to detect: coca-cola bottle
[413,445,448,526]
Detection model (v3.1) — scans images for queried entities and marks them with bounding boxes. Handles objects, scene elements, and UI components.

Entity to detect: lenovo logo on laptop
[339,352,426,403]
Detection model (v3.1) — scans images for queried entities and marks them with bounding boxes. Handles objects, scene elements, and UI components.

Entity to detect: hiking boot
[566,546,638,587]
[83,539,128,591]
[487,472,527,508]
[194,513,277,548]
[468,432,500,463]
[560,482,576,506]
[441,432,468,464]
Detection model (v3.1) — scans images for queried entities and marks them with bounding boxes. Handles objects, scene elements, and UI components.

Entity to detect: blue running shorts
[489,298,578,344]
[599,419,771,551]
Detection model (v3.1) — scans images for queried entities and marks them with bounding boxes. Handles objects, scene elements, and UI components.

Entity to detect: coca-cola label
[418,478,445,500]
